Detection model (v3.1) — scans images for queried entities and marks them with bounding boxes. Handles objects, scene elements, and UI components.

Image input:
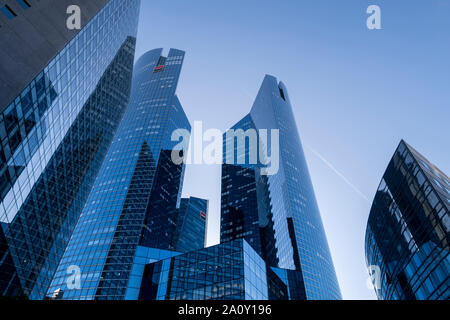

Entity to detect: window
[1,5,17,19]
[279,87,286,101]
[16,0,31,10]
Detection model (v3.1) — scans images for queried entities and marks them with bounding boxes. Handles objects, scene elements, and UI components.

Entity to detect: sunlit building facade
[138,239,305,300]
[0,0,140,299]
[365,140,450,300]
[47,48,191,300]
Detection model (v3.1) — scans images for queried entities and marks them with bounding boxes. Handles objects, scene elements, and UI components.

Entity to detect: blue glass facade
[126,246,181,300]
[221,115,273,263]
[173,197,208,253]
[138,239,305,300]
[221,75,341,300]
[0,0,140,299]
[47,48,191,300]
[268,267,306,300]
[365,140,449,300]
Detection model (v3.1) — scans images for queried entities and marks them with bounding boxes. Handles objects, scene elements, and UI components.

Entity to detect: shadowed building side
[173,197,208,253]
[365,140,449,300]
[47,48,191,300]
[220,75,341,300]
[0,0,111,113]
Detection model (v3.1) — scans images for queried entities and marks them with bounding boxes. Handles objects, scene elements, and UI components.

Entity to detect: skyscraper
[221,75,342,300]
[47,48,191,300]
[173,197,208,253]
[365,140,449,300]
[0,0,140,299]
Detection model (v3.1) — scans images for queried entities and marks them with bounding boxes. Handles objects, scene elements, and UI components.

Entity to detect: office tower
[220,75,341,300]
[47,48,191,300]
[0,0,140,299]
[138,239,305,300]
[365,140,449,300]
[173,197,208,253]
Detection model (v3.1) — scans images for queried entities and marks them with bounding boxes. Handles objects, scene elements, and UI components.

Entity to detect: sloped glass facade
[0,0,140,299]
[365,140,450,300]
[220,75,341,300]
[47,48,191,300]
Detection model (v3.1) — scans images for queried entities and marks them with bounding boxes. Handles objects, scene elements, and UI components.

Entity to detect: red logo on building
[153,65,165,73]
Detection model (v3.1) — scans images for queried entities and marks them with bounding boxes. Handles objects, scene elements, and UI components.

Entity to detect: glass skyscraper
[0,0,140,299]
[365,140,449,300]
[221,75,341,300]
[47,48,191,300]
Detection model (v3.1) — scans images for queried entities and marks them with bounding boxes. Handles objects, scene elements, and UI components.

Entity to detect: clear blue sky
[135,0,450,300]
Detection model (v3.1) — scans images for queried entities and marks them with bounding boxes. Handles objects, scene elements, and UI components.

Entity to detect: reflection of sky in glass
[0,1,140,224]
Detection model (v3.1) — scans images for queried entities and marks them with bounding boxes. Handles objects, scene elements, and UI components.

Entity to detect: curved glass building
[365,140,450,300]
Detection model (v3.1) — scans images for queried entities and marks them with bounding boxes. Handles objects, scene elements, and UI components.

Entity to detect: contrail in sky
[306,145,371,203]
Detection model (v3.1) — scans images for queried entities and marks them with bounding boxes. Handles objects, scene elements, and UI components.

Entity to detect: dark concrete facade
[0,0,110,112]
